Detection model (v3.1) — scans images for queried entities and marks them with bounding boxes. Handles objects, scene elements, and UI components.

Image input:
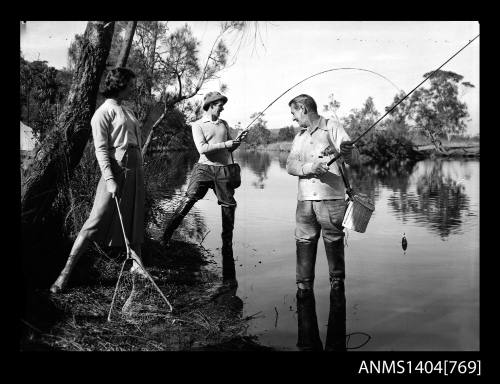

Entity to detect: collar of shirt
[105,98,122,106]
[299,116,328,136]
[202,115,222,124]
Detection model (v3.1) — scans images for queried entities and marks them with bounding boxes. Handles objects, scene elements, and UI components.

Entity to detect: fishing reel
[320,145,337,157]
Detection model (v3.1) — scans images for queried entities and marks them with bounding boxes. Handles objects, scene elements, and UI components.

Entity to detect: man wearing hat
[162,91,243,284]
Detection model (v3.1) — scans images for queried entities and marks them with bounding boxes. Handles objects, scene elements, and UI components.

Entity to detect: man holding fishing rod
[286,94,359,351]
[162,91,247,285]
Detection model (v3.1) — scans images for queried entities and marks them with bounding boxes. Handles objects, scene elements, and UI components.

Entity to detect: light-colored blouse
[91,98,142,180]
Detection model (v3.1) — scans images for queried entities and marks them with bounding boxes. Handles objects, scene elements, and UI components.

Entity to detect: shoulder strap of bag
[325,119,354,199]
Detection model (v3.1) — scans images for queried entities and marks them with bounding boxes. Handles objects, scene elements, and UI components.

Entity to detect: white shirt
[286,116,359,200]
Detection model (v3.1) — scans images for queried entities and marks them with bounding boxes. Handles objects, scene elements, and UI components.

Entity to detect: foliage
[58,143,101,238]
[277,126,296,142]
[386,70,473,151]
[245,112,271,146]
[61,22,255,152]
[149,107,196,151]
[342,96,380,146]
[322,93,341,121]
[343,97,422,165]
[359,128,424,166]
[20,54,73,140]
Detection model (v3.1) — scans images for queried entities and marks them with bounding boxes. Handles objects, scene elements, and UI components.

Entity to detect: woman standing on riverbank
[50,67,145,294]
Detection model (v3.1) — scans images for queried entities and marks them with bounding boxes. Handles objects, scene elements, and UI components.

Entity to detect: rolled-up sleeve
[191,122,226,154]
[91,108,114,181]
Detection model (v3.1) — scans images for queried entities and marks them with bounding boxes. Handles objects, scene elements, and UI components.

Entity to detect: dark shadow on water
[143,150,208,244]
[144,150,198,198]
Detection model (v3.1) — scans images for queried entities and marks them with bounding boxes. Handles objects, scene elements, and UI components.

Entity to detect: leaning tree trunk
[21,21,115,233]
[116,21,137,67]
[427,128,448,154]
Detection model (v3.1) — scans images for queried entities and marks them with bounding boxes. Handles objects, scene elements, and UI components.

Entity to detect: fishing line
[242,67,403,133]
[326,33,480,166]
[346,331,372,350]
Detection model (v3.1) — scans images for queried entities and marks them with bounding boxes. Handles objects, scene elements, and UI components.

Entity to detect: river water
[145,150,479,351]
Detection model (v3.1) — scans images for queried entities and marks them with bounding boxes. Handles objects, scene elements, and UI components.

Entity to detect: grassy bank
[20,238,272,351]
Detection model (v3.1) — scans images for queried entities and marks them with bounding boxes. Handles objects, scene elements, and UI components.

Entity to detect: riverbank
[414,143,479,158]
[20,238,273,351]
[240,140,480,159]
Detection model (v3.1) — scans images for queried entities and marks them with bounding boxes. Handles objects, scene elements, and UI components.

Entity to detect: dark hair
[288,94,317,114]
[203,99,225,111]
[101,67,136,98]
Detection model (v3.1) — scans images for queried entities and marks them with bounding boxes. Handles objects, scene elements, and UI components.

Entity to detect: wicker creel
[342,194,374,233]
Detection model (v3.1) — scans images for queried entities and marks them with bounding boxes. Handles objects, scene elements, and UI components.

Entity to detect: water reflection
[345,159,475,239]
[145,150,477,251]
[296,282,346,351]
[144,151,207,243]
[278,152,289,170]
[236,151,272,189]
[348,162,416,208]
[212,281,244,315]
[390,160,473,239]
[145,150,198,196]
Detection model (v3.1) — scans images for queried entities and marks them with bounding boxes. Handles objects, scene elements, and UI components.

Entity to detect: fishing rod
[235,67,403,141]
[326,34,480,166]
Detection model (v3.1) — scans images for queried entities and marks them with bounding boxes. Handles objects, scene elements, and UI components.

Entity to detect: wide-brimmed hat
[202,91,228,111]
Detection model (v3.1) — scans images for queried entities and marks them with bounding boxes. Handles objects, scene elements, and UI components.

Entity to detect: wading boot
[296,288,323,351]
[296,241,318,289]
[162,197,196,244]
[50,235,90,294]
[221,205,236,285]
[325,278,347,351]
[324,238,345,283]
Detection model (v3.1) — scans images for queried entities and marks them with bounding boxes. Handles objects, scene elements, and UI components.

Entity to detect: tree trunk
[116,21,137,67]
[427,129,448,154]
[21,21,115,232]
[141,101,171,156]
[146,21,158,94]
[137,21,159,144]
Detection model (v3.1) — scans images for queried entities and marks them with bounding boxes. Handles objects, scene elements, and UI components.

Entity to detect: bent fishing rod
[326,34,479,166]
[235,67,403,141]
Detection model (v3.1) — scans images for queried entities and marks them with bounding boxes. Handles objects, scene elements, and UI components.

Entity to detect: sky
[20,21,480,135]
